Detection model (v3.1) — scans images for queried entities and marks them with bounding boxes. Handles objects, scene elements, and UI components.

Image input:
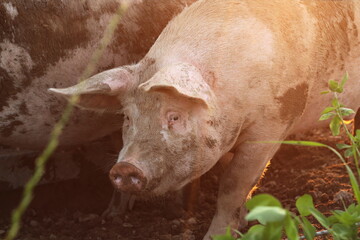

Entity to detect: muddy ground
[0,127,356,240]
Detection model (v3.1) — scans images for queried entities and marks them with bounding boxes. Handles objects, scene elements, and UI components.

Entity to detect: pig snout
[109,162,147,193]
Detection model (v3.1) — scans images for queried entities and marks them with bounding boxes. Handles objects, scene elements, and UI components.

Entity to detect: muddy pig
[50,0,360,239]
[0,0,195,149]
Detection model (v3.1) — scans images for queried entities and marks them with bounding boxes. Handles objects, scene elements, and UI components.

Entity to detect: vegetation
[213,73,360,240]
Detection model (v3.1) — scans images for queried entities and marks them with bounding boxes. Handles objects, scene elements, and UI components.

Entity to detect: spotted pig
[51,0,360,239]
[0,0,195,149]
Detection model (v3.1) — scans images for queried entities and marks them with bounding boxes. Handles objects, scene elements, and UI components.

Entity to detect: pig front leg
[204,136,284,239]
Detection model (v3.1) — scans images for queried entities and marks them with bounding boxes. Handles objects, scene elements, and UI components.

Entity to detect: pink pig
[51,0,360,238]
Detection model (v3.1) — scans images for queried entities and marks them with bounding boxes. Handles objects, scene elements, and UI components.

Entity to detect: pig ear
[49,67,134,111]
[138,63,215,109]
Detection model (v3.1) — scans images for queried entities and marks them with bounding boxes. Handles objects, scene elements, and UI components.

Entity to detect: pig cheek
[147,142,186,192]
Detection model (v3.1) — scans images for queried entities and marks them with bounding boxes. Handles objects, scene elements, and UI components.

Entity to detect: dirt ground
[0,127,356,240]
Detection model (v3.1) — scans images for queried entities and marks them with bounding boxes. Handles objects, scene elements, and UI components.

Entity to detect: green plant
[213,73,360,240]
[212,194,318,240]
[320,72,360,177]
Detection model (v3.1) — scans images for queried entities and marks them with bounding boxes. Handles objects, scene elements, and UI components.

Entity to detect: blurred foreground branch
[4,3,128,240]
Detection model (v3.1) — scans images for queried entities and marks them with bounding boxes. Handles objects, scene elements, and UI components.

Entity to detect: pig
[0,0,195,149]
[50,0,360,239]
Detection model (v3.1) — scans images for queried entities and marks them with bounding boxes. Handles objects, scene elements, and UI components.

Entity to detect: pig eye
[170,115,179,121]
[167,112,181,126]
[123,114,130,127]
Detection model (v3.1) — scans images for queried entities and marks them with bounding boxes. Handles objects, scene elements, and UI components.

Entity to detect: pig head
[50,61,225,196]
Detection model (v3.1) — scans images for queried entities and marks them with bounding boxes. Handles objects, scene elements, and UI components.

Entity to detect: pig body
[0,0,195,149]
[51,0,360,239]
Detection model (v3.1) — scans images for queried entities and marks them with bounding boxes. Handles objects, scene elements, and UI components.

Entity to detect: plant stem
[333,93,360,179]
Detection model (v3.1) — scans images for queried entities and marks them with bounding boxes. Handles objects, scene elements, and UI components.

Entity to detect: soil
[0,127,356,240]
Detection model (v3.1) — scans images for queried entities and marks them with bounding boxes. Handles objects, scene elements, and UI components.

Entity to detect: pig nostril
[130,176,141,185]
[114,175,122,185]
[110,162,147,192]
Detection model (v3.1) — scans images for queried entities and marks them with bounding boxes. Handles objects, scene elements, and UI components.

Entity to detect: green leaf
[329,80,340,92]
[356,129,360,138]
[262,222,283,240]
[339,107,355,117]
[233,229,243,238]
[327,214,340,225]
[246,194,282,210]
[319,112,335,121]
[279,140,327,147]
[332,210,358,225]
[296,194,315,217]
[252,140,328,147]
[301,217,316,240]
[330,116,341,136]
[332,223,355,239]
[336,143,351,150]
[321,106,336,114]
[346,203,356,213]
[211,227,235,240]
[284,214,299,240]
[241,225,265,240]
[346,166,360,203]
[246,206,286,225]
[344,148,354,158]
[309,208,330,229]
[332,98,340,108]
[320,90,330,95]
[340,72,349,88]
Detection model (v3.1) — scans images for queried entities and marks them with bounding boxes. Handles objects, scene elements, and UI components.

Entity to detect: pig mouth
[149,174,192,196]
